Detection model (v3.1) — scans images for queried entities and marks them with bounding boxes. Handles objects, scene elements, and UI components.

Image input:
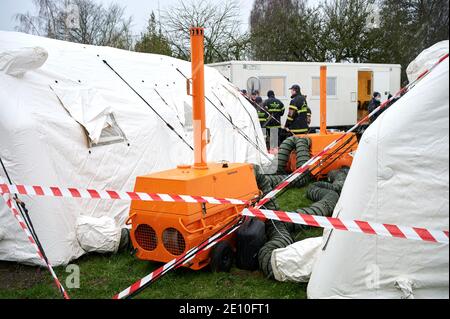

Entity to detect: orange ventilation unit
[127,27,259,271]
[288,65,359,178]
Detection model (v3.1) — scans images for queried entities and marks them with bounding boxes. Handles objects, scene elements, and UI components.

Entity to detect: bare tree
[15,0,59,37]
[162,0,250,63]
[15,0,134,50]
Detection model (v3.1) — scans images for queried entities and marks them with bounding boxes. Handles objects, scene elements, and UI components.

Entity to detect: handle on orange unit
[178,217,214,234]
[212,208,241,230]
[125,213,137,226]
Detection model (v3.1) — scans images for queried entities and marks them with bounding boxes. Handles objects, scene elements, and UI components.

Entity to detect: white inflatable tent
[307,41,449,299]
[0,31,269,266]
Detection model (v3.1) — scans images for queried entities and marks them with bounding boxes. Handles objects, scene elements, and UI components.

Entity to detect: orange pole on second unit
[190,27,208,169]
[320,65,327,135]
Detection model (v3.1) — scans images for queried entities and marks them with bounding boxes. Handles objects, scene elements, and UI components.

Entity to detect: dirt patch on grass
[0,261,47,290]
[231,268,263,279]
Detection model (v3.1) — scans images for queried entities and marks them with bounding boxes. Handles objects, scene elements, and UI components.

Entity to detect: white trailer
[208,61,401,128]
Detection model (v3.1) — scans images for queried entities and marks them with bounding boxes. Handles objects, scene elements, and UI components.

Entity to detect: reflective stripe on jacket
[285,94,309,134]
[263,97,285,128]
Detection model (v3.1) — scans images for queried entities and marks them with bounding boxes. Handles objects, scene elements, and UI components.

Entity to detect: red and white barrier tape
[113,220,242,299]
[255,53,449,209]
[0,183,248,206]
[243,208,449,244]
[0,193,70,299]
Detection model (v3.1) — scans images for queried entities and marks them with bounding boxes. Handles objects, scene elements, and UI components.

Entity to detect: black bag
[235,218,266,270]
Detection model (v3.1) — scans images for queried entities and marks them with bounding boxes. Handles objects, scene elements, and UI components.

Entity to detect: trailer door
[358,70,373,122]
[373,71,391,100]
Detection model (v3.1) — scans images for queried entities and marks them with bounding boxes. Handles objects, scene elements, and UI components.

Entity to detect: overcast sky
[0,0,255,36]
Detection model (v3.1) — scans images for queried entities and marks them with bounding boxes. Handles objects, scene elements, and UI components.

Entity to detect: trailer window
[259,77,286,97]
[312,77,337,97]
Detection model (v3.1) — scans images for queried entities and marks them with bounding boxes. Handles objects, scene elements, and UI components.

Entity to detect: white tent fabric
[406,40,449,83]
[0,46,48,77]
[75,215,121,254]
[307,45,449,299]
[271,237,323,283]
[0,31,269,266]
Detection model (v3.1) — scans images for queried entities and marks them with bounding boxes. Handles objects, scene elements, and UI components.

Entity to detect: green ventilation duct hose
[276,136,312,174]
[257,167,350,278]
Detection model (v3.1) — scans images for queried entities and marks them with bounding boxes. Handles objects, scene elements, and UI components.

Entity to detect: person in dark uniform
[263,90,285,147]
[255,96,268,128]
[368,91,381,125]
[285,84,310,135]
[250,90,259,103]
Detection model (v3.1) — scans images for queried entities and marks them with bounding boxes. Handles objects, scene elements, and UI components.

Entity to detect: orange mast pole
[190,27,208,169]
[320,65,327,135]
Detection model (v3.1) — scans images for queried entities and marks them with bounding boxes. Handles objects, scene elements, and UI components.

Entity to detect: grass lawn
[0,187,323,299]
